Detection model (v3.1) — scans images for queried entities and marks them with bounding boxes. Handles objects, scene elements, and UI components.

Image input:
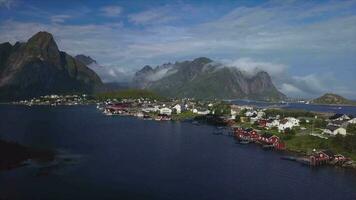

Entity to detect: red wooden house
[258,135,285,150]
[309,151,333,166]
[234,128,260,141]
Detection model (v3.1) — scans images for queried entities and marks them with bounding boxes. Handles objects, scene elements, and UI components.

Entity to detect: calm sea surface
[1,105,356,200]
[230,99,356,116]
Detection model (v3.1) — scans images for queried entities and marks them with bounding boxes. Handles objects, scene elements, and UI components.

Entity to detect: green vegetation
[95,89,165,101]
[264,109,318,118]
[210,102,231,116]
[172,111,198,121]
[284,135,329,153]
[347,124,356,134]
[281,134,356,160]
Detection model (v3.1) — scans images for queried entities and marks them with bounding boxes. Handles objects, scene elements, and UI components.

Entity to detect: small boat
[213,130,223,135]
[239,140,250,144]
[280,156,297,161]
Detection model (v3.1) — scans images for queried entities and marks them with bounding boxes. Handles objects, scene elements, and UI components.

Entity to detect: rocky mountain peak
[192,57,213,65]
[25,31,60,64]
[0,31,102,101]
[141,65,153,72]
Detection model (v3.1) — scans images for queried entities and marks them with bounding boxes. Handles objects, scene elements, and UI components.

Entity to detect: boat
[239,140,250,144]
[280,156,297,161]
[213,130,223,135]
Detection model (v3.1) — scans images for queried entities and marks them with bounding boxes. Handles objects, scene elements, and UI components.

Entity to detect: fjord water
[1,105,356,200]
[231,100,356,116]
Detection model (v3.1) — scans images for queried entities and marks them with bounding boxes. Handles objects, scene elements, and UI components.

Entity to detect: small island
[311,93,356,106]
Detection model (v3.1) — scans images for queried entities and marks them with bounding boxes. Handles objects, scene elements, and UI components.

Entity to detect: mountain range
[0,31,285,101]
[133,57,286,101]
[0,31,102,101]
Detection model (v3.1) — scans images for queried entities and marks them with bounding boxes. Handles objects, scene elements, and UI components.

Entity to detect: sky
[1,0,356,99]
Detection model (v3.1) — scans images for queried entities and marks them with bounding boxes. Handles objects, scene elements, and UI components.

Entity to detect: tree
[347,124,356,135]
[313,119,327,128]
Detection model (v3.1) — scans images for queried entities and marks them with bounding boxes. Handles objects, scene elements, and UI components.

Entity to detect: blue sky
[1,0,356,99]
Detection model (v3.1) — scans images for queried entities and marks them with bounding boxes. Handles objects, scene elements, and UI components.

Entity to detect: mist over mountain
[75,54,132,83]
[133,57,286,101]
[0,31,102,100]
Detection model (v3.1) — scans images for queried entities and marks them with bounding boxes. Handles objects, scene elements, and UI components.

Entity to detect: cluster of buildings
[14,94,92,106]
[231,105,301,133]
[99,98,213,121]
[322,114,356,136]
[234,105,355,138]
[234,128,286,150]
[308,150,349,166]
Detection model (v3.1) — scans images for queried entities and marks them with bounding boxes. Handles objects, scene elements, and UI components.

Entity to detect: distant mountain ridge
[133,57,286,101]
[311,93,356,105]
[0,31,102,101]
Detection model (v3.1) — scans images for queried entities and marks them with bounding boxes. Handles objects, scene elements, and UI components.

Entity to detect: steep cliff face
[0,31,102,101]
[133,57,286,101]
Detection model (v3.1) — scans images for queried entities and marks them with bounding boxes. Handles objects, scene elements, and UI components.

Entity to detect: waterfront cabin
[234,128,260,141]
[309,151,334,166]
[257,134,285,150]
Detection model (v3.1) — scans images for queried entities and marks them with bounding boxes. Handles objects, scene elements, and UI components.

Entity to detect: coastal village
[13,94,356,170]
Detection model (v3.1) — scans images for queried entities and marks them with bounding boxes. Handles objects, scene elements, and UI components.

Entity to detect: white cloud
[128,6,177,25]
[227,58,287,77]
[100,5,122,17]
[50,15,72,23]
[88,63,133,83]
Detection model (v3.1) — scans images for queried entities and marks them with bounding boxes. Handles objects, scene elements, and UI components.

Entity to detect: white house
[285,117,300,126]
[334,114,350,121]
[159,107,172,115]
[348,118,356,124]
[230,109,238,120]
[245,110,257,117]
[266,119,280,129]
[277,117,300,132]
[323,125,347,136]
[173,104,182,114]
[142,105,160,113]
